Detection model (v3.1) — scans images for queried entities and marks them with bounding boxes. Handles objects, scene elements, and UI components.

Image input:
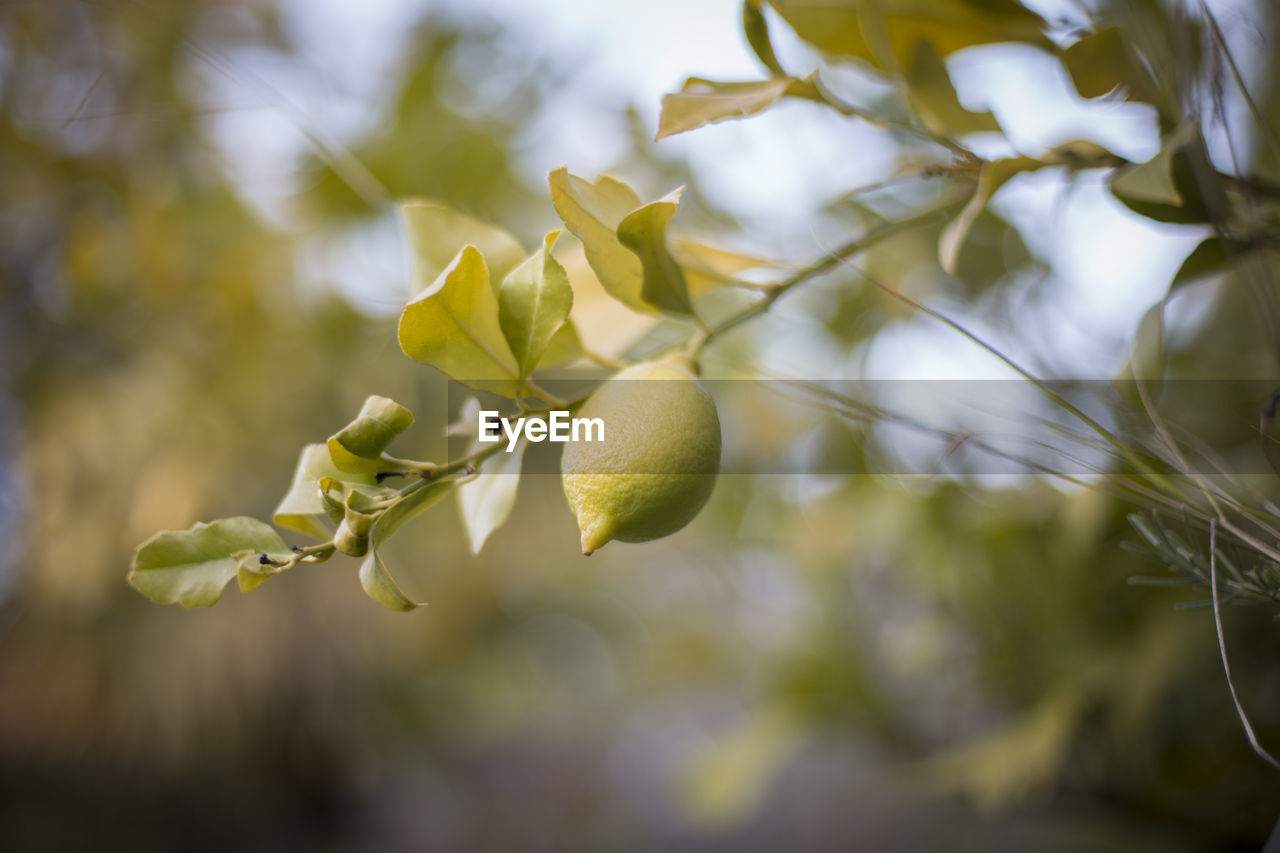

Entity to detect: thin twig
[809,74,973,157]
[847,264,1177,495]
[1197,0,1280,158]
[691,199,963,363]
[1137,377,1280,564]
[1209,519,1280,771]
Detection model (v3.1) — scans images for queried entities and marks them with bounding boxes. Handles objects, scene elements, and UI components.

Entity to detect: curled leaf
[274,444,379,539]
[618,189,693,315]
[328,395,415,475]
[356,479,454,612]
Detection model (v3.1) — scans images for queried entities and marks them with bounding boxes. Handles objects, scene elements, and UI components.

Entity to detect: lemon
[561,354,721,555]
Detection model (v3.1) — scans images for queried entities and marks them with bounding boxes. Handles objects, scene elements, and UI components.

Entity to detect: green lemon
[561,354,721,555]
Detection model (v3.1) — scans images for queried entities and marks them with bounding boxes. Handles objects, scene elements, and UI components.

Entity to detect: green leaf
[357,479,454,612]
[618,189,693,315]
[766,0,1048,70]
[274,444,379,539]
[656,76,817,140]
[398,245,522,395]
[905,40,1000,136]
[359,551,421,612]
[457,438,526,554]
[548,167,649,312]
[130,517,290,608]
[1062,27,1160,106]
[683,705,803,824]
[400,200,525,294]
[939,157,1041,274]
[327,395,414,475]
[1109,127,1209,225]
[743,0,786,77]
[538,320,584,369]
[499,230,574,378]
[1170,237,1242,292]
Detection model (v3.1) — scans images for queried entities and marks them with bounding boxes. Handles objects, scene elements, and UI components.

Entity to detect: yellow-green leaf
[537,320,584,369]
[656,76,818,140]
[767,0,1048,70]
[548,167,649,312]
[743,0,786,77]
[130,517,290,608]
[1062,27,1161,106]
[1108,128,1210,225]
[398,245,521,394]
[905,40,1000,136]
[359,550,421,612]
[618,189,693,315]
[399,200,525,294]
[1170,237,1241,293]
[356,479,453,612]
[939,156,1041,274]
[274,443,379,539]
[499,231,574,378]
[672,239,778,297]
[327,395,414,475]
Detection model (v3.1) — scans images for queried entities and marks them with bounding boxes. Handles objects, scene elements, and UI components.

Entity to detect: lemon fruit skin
[561,356,721,555]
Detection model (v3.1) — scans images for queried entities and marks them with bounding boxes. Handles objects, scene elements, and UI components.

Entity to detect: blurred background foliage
[2,0,1279,850]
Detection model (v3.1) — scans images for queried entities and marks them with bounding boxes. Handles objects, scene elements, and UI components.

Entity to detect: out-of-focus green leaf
[457,438,526,554]
[656,76,818,140]
[906,40,1000,136]
[1170,237,1242,292]
[743,0,786,77]
[1062,27,1160,105]
[327,395,415,475]
[538,320,584,369]
[274,444,380,539]
[550,168,669,313]
[951,208,1038,294]
[924,689,1085,811]
[618,189,693,315]
[672,239,777,298]
[1109,128,1209,224]
[130,517,290,608]
[683,705,803,824]
[399,245,521,394]
[400,200,526,294]
[767,0,1048,70]
[939,157,1041,274]
[499,231,574,378]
